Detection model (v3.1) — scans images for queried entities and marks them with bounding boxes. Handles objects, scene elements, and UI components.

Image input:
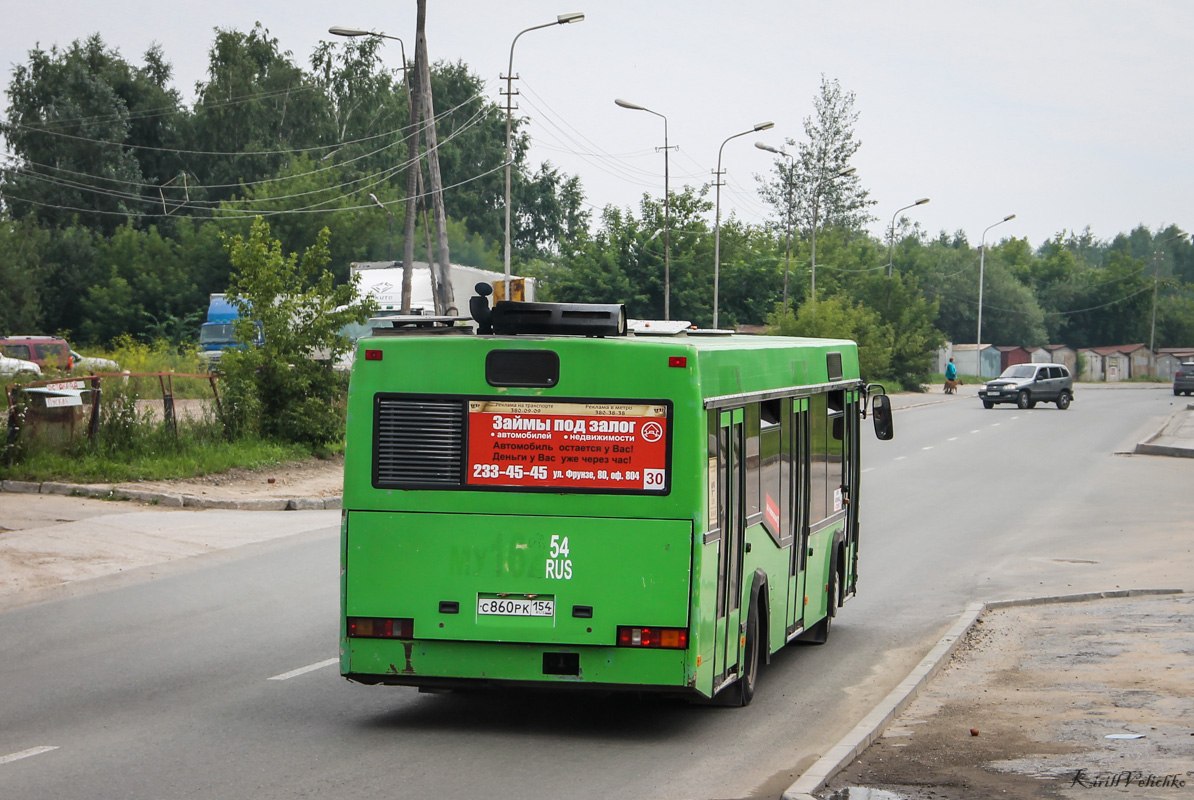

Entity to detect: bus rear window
[486,350,559,388]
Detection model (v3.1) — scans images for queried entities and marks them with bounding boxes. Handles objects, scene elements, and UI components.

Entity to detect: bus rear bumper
[342,638,701,696]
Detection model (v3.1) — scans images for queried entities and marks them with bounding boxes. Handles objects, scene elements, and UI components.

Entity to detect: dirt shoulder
[112,453,345,502]
[820,594,1194,800]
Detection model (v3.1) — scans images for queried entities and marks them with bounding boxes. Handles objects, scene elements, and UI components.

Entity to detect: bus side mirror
[871,395,894,441]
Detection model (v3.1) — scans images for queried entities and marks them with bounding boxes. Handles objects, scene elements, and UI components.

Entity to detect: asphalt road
[1,386,1190,800]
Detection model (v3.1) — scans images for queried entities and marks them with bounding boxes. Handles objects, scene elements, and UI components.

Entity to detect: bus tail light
[364,349,383,361]
[668,356,687,368]
[616,626,688,649]
[347,617,413,639]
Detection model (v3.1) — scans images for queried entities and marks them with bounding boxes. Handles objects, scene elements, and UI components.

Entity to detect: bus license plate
[477,597,555,617]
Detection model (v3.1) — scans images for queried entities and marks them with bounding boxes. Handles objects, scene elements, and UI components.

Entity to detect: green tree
[0,214,49,332]
[77,222,200,345]
[1,35,184,233]
[758,76,875,248]
[219,218,370,446]
[853,273,944,389]
[770,294,892,381]
[187,25,331,206]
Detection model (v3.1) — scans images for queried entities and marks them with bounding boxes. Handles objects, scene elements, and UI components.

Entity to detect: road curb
[780,588,1186,800]
[0,480,341,511]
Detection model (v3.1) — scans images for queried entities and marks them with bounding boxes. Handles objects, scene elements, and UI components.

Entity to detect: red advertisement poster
[466,400,669,492]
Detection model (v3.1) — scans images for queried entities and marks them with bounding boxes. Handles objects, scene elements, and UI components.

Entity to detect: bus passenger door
[713,409,745,690]
[788,398,809,635]
[844,391,861,597]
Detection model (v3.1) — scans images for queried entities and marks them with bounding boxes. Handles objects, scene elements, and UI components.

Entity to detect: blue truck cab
[198,294,260,369]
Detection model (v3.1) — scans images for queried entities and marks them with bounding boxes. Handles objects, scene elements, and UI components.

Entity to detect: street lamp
[976,213,1016,378]
[713,120,774,329]
[755,141,796,311]
[503,13,585,300]
[886,198,930,277]
[368,193,395,262]
[331,25,414,308]
[809,167,856,311]
[1150,230,1190,372]
[329,26,406,72]
[616,98,674,320]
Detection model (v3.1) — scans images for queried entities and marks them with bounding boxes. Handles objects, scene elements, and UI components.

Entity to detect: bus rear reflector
[616,626,688,649]
[347,617,413,638]
[364,349,383,361]
[668,356,687,368]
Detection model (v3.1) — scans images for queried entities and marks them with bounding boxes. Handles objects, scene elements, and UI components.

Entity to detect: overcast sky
[2,0,1191,248]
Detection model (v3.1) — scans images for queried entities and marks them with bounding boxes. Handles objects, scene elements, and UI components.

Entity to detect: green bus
[340,299,893,705]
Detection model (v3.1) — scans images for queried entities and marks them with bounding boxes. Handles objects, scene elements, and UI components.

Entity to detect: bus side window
[745,404,761,525]
[707,411,721,540]
[826,390,845,516]
[808,393,829,522]
[760,399,782,540]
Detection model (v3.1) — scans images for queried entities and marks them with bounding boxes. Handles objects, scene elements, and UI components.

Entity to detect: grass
[1,379,323,484]
[1,436,312,484]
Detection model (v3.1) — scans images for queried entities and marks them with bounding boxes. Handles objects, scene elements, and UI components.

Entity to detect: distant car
[0,335,73,372]
[979,363,1073,410]
[0,353,41,379]
[1175,362,1194,396]
[70,349,120,374]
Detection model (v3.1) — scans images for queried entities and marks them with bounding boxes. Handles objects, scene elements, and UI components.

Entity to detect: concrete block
[2,480,42,493]
[237,498,290,511]
[287,497,325,511]
[40,482,90,496]
[182,496,241,509]
[322,496,343,510]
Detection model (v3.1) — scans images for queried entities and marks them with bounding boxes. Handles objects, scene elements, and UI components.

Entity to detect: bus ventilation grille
[374,398,465,487]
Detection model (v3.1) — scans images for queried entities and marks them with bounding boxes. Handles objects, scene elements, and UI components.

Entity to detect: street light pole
[976,213,1016,378]
[809,167,856,313]
[616,98,675,319]
[755,142,795,311]
[713,121,774,329]
[1149,230,1190,373]
[368,193,395,262]
[503,13,585,300]
[887,197,930,277]
[330,26,415,309]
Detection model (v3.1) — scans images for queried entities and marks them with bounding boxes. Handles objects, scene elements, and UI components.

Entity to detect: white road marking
[268,658,338,681]
[971,430,981,434]
[0,746,58,765]
[862,467,875,473]
[922,446,934,450]
[894,456,907,461]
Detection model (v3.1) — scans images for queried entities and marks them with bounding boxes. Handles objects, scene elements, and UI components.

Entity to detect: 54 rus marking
[546,534,572,580]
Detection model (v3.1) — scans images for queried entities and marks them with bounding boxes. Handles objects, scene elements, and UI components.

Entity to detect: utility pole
[413,0,455,315]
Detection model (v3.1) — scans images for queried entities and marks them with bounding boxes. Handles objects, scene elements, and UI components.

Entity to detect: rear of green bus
[340,333,710,696]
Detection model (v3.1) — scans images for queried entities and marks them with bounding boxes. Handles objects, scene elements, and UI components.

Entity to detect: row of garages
[937,344,1194,381]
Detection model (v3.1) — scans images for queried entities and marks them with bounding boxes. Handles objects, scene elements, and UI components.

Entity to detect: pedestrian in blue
[944,358,960,393]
